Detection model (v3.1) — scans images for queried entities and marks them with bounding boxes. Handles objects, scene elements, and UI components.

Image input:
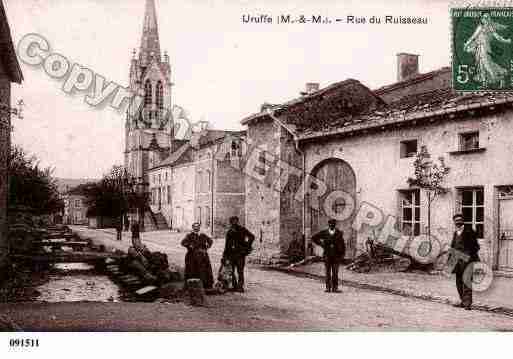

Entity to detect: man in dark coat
[131,220,141,248]
[222,216,255,292]
[312,219,346,293]
[181,222,214,289]
[449,213,480,310]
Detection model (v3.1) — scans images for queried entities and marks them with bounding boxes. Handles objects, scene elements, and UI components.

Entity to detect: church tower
[125,0,173,188]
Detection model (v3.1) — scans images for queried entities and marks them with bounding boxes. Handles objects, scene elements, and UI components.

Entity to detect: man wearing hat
[222,216,255,292]
[450,213,480,310]
[312,219,346,293]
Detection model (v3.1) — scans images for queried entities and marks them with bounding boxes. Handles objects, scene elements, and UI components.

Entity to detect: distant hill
[55,178,99,194]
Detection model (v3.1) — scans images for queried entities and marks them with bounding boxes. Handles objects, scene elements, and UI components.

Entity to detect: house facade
[242,54,513,271]
[62,194,88,225]
[0,0,23,272]
[148,130,246,236]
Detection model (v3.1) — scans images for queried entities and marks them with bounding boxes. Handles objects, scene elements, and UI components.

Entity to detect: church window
[156,81,164,109]
[144,80,152,106]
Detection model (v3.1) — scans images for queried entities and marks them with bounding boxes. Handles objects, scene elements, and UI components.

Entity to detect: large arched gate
[308,158,357,259]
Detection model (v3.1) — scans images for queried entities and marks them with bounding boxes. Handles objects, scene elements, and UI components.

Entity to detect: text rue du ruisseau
[241,14,429,25]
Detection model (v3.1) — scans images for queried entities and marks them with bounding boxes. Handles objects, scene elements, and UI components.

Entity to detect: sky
[4,0,451,179]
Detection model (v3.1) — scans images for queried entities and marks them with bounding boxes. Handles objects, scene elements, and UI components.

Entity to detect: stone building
[148,130,246,236]
[62,193,88,225]
[0,0,23,271]
[242,53,513,271]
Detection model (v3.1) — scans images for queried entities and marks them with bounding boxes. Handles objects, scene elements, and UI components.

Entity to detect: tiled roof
[151,130,246,169]
[0,0,23,83]
[191,129,246,148]
[151,142,192,169]
[374,67,451,95]
[298,87,513,140]
[241,79,384,126]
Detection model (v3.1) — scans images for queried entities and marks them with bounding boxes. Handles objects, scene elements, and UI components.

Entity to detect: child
[214,258,234,293]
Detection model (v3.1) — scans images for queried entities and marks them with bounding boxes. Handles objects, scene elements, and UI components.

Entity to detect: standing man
[450,214,480,310]
[312,219,345,293]
[131,220,142,248]
[222,216,255,292]
[181,222,214,289]
[115,217,122,241]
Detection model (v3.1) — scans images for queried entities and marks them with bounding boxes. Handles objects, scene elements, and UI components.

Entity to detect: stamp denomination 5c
[452,7,513,92]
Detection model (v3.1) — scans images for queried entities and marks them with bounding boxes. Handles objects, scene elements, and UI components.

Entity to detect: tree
[407,146,450,239]
[8,146,63,215]
[83,166,147,224]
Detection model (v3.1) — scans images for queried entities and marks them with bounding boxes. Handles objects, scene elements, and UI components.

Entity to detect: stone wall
[193,146,214,235]
[171,163,195,232]
[278,127,304,254]
[245,118,283,263]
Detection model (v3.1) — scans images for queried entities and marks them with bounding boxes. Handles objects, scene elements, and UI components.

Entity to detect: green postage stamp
[452,7,513,92]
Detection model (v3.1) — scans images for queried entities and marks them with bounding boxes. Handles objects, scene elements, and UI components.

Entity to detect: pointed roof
[139,0,161,63]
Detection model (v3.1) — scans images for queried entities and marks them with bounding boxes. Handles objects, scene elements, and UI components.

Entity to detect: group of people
[181,216,254,293]
[311,215,480,308]
[181,212,480,308]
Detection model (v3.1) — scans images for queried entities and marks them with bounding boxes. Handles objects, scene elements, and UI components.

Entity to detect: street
[1,227,512,331]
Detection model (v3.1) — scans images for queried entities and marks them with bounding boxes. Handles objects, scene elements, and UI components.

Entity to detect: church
[125,0,246,233]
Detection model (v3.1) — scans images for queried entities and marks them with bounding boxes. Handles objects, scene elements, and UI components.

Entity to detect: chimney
[396,53,419,82]
[260,103,274,112]
[301,82,320,96]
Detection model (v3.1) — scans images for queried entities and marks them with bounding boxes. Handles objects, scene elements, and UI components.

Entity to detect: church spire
[139,0,161,65]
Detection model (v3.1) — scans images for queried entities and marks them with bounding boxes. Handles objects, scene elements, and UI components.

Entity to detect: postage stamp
[452,7,513,92]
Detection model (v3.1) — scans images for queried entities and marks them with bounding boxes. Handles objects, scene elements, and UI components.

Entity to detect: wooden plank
[36,241,89,248]
[44,234,75,240]
[11,251,126,264]
[135,286,158,295]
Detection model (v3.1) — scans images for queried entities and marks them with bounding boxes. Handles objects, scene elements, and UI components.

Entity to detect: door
[309,159,356,259]
[498,196,513,270]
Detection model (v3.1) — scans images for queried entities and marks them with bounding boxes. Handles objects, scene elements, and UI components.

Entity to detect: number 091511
[9,338,39,348]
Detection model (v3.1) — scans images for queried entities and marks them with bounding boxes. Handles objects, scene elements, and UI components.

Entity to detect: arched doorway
[308,158,357,259]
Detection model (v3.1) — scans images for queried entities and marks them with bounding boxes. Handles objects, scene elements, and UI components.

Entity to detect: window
[158,174,161,184]
[144,80,152,106]
[167,185,171,204]
[400,139,418,158]
[206,170,211,192]
[165,171,168,181]
[156,81,164,109]
[158,188,161,205]
[458,188,484,238]
[205,206,210,227]
[231,140,240,157]
[197,207,202,224]
[459,132,479,151]
[400,189,421,236]
[75,199,81,207]
[258,150,267,176]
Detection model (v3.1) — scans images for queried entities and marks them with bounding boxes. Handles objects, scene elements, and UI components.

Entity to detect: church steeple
[139,0,161,65]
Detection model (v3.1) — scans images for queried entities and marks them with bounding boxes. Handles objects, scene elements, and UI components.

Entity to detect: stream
[36,263,128,302]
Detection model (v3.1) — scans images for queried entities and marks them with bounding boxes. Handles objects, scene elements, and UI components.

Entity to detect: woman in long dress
[181,222,214,289]
[464,13,511,87]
